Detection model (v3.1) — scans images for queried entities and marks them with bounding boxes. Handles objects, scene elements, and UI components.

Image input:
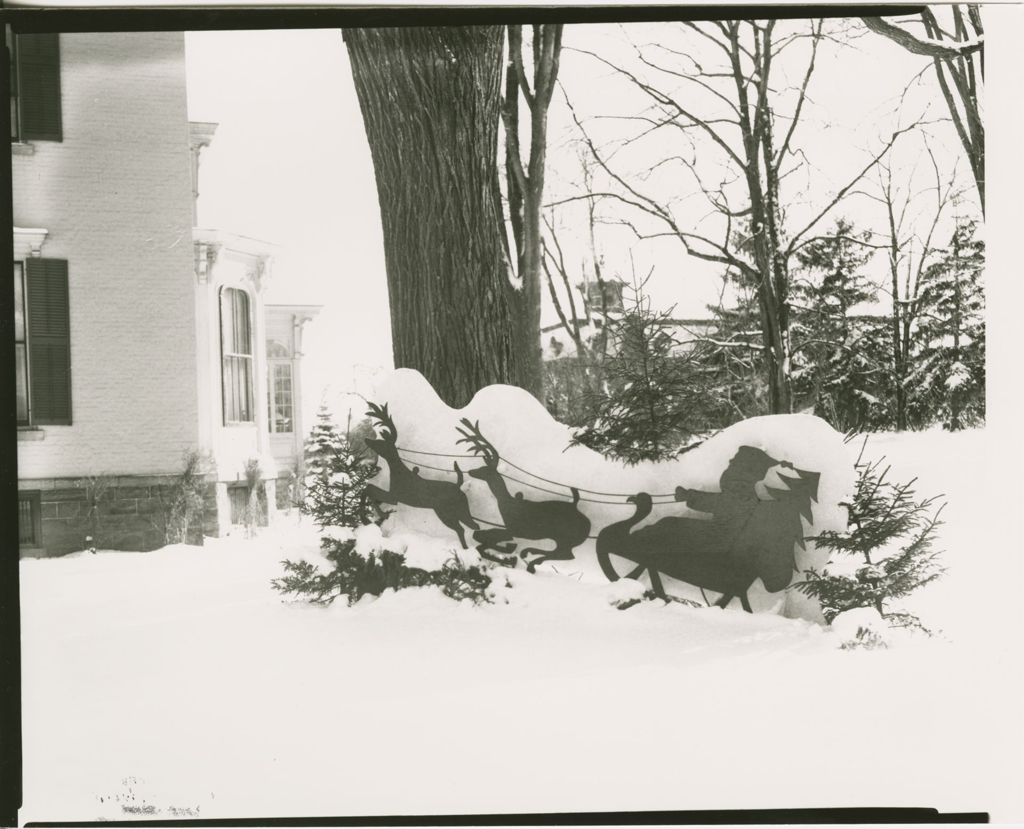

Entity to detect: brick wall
[13,32,200,479]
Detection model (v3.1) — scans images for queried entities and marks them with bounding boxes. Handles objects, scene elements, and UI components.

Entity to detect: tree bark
[344,26,534,407]
[503,24,562,401]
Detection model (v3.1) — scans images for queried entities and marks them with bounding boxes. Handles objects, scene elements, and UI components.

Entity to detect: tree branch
[861,15,983,59]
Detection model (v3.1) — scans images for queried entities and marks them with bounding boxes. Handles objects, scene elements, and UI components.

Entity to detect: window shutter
[26,259,72,425]
[17,33,62,141]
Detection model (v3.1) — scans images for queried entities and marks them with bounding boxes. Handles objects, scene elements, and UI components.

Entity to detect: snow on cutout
[366,368,854,619]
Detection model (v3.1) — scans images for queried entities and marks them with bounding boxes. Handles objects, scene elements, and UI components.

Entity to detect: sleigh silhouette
[596,447,820,612]
[361,401,821,613]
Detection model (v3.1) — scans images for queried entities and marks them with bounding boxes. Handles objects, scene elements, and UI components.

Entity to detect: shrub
[794,437,946,635]
[241,457,265,537]
[272,536,492,606]
[158,451,208,545]
[79,474,115,552]
[570,284,716,464]
[302,406,380,529]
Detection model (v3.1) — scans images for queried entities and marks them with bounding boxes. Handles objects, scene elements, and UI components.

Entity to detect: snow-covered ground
[19,428,1023,823]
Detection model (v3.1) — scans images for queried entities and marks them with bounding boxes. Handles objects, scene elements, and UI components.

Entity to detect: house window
[584,279,625,315]
[220,287,254,423]
[8,28,18,140]
[14,262,28,424]
[18,492,42,546]
[7,31,62,142]
[268,361,293,434]
[14,259,72,426]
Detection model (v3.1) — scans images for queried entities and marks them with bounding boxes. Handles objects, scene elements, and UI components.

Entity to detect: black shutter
[26,259,72,425]
[17,33,62,141]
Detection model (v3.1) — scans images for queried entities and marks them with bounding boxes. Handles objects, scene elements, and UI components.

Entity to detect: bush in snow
[156,450,208,545]
[571,281,716,463]
[241,457,266,537]
[794,438,946,635]
[78,474,115,553]
[272,528,492,606]
[302,405,381,529]
[839,626,889,651]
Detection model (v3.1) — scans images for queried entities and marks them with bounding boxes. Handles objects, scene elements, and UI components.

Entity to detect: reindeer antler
[366,401,398,443]
[455,418,499,467]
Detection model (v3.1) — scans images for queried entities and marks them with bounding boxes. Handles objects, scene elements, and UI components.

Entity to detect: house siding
[12,32,200,481]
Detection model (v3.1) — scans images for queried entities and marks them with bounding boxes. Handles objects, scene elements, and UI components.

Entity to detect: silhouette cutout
[363,402,478,549]
[455,419,591,572]
[596,447,819,611]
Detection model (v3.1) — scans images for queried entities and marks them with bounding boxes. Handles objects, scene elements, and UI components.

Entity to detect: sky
[183,15,982,427]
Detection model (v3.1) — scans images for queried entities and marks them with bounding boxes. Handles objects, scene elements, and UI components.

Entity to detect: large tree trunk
[344,26,535,407]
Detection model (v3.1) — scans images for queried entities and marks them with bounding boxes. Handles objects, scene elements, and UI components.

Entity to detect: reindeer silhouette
[363,402,478,549]
[455,419,591,572]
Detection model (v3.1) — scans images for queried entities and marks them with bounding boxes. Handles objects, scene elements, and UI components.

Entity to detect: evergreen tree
[702,267,768,423]
[795,439,946,634]
[302,406,380,529]
[790,219,892,430]
[907,220,985,430]
[571,284,715,463]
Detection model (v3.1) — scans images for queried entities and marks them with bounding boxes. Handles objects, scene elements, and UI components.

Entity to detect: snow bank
[365,368,854,619]
[18,424,1024,823]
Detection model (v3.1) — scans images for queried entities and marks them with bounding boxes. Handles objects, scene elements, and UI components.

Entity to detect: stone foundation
[18,475,219,557]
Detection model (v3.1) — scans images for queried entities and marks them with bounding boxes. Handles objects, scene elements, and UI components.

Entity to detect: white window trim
[268,358,294,435]
[14,227,49,261]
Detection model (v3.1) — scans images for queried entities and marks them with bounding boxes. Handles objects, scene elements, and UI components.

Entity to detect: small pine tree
[795,439,946,634]
[907,220,985,430]
[572,283,714,463]
[276,405,493,606]
[272,536,492,606]
[790,219,893,430]
[302,405,380,529]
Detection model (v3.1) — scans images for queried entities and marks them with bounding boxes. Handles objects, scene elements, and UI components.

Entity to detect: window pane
[220,290,254,423]
[234,290,251,355]
[8,30,17,141]
[271,362,293,433]
[14,262,24,340]
[220,290,234,354]
[16,343,28,423]
[240,357,251,420]
[19,498,36,545]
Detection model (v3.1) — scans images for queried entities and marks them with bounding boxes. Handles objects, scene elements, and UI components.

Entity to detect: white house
[11,30,319,555]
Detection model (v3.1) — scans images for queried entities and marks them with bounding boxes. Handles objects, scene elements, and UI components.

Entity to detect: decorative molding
[194,240,220,284]
[188,121,219,151]
[13,227,49,260]
[252,257,269,292]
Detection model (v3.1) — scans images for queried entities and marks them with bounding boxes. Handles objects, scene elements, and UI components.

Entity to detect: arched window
[220,287,253,423]
[266,340,289,359]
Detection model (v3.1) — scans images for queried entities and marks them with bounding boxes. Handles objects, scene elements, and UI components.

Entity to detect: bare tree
[867,144,960,430]
[862,9,984,212]
[503,24,563,397]
[344,26,535,407]
[560,20,918,413]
